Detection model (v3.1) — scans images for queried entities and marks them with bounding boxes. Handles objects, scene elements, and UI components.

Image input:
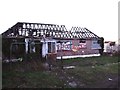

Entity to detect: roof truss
[2,22,100,40]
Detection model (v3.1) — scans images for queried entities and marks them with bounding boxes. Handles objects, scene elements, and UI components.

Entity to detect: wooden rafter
[2,22,100,40]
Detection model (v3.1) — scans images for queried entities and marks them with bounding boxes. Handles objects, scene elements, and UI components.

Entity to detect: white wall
[41,39,57,57]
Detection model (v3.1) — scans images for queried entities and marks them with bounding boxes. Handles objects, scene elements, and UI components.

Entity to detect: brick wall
[57,40,100,57]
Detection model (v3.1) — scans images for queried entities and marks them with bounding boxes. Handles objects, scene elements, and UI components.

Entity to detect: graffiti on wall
[57,40,86,52]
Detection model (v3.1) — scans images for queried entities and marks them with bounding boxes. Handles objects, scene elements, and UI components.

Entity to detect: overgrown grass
[3,71,64,88]
[2,55,119,88]
[63,56,119,88]
[65,63,119,87]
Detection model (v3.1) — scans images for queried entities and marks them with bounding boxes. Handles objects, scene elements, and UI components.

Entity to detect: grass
[2,55,119,88]
[3,71,64,88]
[63,56,119,66]
[65,63,119,87]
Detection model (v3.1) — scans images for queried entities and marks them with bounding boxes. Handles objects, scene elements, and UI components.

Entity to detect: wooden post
[61,43,63,70]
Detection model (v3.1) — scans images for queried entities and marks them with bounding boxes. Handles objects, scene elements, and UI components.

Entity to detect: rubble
[68,81,77,88]
[108,78,113,81]
[63,66,75,69]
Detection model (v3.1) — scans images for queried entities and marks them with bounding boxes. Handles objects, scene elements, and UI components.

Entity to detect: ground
[2,55,120,88]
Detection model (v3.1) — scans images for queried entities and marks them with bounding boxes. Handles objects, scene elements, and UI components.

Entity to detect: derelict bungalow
[2,22,104,61]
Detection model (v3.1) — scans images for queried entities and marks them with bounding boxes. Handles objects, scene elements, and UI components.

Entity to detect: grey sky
[0,0,118,42]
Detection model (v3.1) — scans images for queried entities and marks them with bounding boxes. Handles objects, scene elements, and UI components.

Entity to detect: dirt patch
[93,74,119,88]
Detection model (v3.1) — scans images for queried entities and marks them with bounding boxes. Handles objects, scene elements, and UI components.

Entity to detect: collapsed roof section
[2,22,100,40]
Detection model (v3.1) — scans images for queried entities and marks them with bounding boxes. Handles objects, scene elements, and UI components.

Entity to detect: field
[2,55,120,88]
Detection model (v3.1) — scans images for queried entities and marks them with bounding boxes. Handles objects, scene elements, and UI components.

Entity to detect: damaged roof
[2,22,100,40]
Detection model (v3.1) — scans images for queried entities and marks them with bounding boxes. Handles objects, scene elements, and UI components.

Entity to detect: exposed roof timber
[73,27,100,39]
[84,28,99,38]
[2,22,100,39]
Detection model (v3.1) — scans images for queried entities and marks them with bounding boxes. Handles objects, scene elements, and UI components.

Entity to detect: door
[35,41,42,58]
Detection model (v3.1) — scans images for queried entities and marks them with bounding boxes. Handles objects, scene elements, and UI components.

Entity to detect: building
[104,41,118,53]
[2,22,104,61]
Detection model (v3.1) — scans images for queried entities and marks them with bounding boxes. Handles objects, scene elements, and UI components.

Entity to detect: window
[92,41,97,44]
[79,40,86,43]
[48,42,56,53]
[51,42,55,52]
[110,42,115,46]
[30,41,35,53]
[48,42,51,53]
[91,40,101,49]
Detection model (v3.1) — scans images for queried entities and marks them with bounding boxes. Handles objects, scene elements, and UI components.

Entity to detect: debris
[11,58,23,62]
[59,76,64,79]
[43,63,49,67]
[69,81,77,88]
[108,78,113,81]
[80,83,85,87]
[4,60,9,63]
[63,66,75,69]
[68,77,71,79]
[110,54,113,56]
[54,85,57,88]
[3,58,23,63]
[42,63,49,70]
[71,76,74,79]
[19,58,23,61]
[63,71,66,74]
[92,66,95,68]
[64,84,66,86]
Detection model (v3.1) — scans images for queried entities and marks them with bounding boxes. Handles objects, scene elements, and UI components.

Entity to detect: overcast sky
[0,0,119,42]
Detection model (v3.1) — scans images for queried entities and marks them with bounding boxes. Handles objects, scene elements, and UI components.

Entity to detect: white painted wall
[41,39,57,57]
[42,42,48,57]
[25,38,29,53]
[104,42,118,52]
[25,38,57,57]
